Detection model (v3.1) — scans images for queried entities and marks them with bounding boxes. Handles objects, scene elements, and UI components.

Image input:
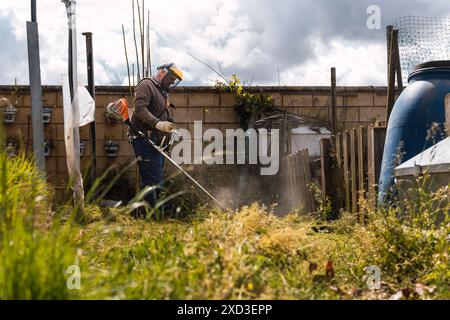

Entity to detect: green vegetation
[0,152,448,299]
[0,152,77,299]
[216,75,275,130]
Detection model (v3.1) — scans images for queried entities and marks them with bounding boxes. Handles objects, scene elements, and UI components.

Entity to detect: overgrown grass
[75,198,448,299]
[0,152,77,299]
[0,152,448,299]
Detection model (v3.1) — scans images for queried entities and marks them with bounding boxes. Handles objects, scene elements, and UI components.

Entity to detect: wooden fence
[280,149,316,214]
[321,124,386,221]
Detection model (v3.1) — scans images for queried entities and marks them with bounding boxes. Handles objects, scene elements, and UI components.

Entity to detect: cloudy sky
[1,0,450,86]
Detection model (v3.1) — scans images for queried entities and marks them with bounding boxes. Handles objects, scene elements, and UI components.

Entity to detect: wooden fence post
[374,126,387,188]
[320,138,332,198]
[335,133,342,168]
[350,128,358,214]
[367,124,387,209]
[330,133,344,212]
[386,25,393,86]
[386,28,398,123]
[290,152,297,212]
[303,149,316,213]
[331,67,337,136]
[357,126,366,223]
[367,125,376,208]
[343,131,350,212]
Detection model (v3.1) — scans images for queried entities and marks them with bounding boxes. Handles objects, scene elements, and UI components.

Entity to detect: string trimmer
[106,98,225,210]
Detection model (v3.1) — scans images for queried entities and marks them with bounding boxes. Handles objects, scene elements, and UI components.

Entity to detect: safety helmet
[153,63,184,93]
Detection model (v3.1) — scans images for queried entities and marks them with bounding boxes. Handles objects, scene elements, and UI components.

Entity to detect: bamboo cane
[137,0,144,78]
[122,25,133,107]
[142,0,145,77]
[132,63,135,87]
[147,10,152,76]
[132,0,141,81]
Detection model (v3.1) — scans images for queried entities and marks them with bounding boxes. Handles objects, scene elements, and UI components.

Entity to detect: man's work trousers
[132,136,164,208]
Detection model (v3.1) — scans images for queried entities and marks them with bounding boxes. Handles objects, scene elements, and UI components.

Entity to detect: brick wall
[0,85,389,202]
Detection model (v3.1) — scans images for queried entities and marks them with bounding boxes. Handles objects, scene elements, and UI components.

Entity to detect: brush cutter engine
[107,99,179,150]
[106,98,130,122]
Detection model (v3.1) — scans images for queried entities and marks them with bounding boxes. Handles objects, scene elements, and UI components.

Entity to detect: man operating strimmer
[128,63,184,216]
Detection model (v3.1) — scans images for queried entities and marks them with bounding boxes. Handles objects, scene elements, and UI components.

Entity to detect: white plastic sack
[62,74,84,203]
[73,85,95,128]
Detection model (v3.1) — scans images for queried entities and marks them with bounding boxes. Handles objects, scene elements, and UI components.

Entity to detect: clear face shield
[155,65,184,93]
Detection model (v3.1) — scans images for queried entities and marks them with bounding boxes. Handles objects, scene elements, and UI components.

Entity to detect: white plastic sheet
[72,85,95,128]
[62,74,85,204]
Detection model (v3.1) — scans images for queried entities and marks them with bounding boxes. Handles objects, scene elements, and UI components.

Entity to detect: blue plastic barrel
[378,60,450,204]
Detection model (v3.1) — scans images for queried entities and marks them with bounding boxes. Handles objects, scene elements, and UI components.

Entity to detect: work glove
[156,121,175,133]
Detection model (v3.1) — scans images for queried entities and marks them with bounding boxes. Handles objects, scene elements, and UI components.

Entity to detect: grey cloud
[2,1,450,86]
[0,13,29,85]
[189,0,450,85]
[96,58,127,85]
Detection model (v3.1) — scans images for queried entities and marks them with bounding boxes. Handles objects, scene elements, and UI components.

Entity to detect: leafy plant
[216,75,275,129]
[309,183,335,220]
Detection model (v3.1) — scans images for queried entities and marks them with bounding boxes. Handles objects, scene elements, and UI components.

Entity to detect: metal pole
[62,0,84,208]
[26,3,46,172]
[67,2,81,177]
[31,0,37,22]
[82,32,97,188]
